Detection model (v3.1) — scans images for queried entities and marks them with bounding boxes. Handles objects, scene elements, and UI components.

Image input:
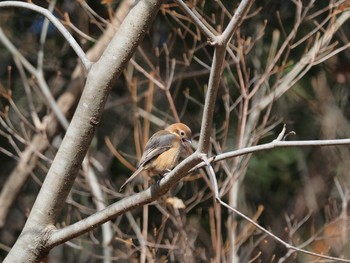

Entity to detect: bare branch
[221,0,255,45]
[257,9,350,110]
[4,0,163,261]
[0,1,92,71]
[47,152,201,247]
[173,0,217,43]
[197,0,254,154]
[0,28,69,129]
[194,132,350,173]
[218,198,350,262]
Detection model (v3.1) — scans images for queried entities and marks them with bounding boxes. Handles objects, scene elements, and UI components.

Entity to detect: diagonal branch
[220,0,255,45]
[0,1,92,71]
[4,0,163,262]
[257,9,350,110]
[218,198,350,263]
[0,0,134,230]
[173,0,217,42]
[47,152,201,247]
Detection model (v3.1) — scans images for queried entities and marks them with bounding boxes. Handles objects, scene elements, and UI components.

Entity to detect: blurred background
[1,0,350,262]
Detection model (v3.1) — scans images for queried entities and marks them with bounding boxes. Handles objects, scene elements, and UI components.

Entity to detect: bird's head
[166,123,192,146]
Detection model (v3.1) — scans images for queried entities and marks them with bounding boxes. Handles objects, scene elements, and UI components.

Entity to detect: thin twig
[0,1,92,71]
[193,131,350,173]
[173,0,217,43]
[218,198,350,262]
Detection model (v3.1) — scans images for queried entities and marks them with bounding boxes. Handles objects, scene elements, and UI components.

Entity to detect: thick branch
[4,0,162,262]
[197,0,254,154]
[197,45,226,153]
[47,153,201,247]
[0,0,133,231]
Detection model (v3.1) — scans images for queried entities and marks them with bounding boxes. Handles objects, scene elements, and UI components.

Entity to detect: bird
[119,123,192,192]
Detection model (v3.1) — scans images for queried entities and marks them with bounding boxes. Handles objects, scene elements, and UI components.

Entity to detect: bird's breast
[149,147,181,174]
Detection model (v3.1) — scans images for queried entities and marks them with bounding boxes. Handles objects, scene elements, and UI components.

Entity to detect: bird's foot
[164,169,172,175]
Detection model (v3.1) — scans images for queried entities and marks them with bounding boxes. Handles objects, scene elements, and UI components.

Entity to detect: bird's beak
[182,138,192,144]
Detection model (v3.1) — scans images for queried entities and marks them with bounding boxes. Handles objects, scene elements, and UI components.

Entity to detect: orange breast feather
[149,145,181,174]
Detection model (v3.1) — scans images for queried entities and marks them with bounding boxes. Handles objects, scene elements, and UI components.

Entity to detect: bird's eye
[180,130,185,137]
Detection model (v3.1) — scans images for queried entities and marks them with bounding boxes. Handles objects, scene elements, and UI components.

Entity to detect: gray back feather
[138,131,176,167]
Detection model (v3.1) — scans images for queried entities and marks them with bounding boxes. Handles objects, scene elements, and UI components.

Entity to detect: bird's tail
[119,166,144,192]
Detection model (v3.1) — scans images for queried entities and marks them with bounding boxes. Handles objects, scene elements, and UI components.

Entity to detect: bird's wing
[119,131,177,192]
[138,131,177,167]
